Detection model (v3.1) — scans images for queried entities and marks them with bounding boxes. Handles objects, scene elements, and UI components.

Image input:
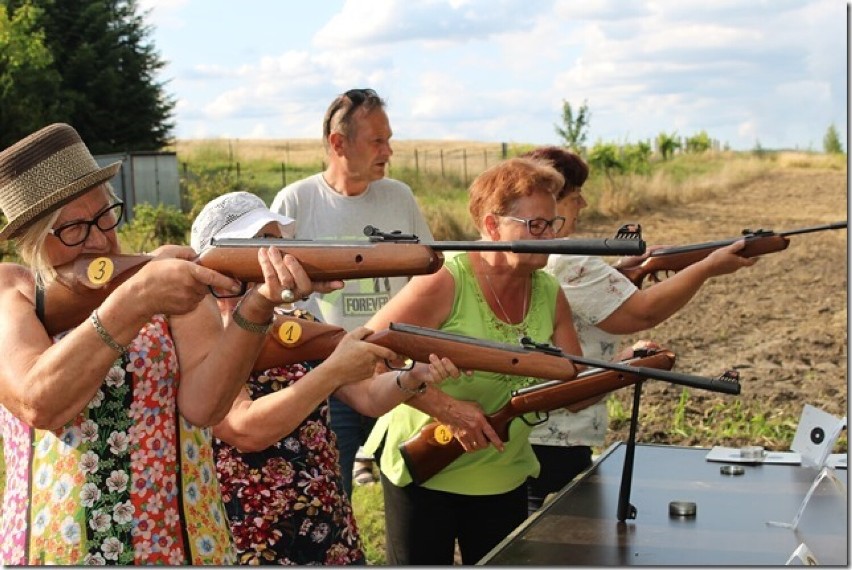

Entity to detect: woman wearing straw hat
[0,124,340,565]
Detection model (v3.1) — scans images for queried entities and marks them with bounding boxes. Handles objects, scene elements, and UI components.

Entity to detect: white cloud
[150,0,846,149]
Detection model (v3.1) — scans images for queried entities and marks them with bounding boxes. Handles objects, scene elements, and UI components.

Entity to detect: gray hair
[321,88,386,153]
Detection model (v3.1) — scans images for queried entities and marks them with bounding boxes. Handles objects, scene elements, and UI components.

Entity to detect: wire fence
[174,140,515,188]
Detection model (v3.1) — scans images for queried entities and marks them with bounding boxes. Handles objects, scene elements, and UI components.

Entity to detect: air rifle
[42,226,645,336]
[362,323,740,485]
[618,221,847,288]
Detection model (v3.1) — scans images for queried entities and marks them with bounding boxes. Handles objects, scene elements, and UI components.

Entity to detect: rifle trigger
[519,336,564,355]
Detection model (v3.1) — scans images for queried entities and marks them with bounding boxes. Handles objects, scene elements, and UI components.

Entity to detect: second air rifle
[362,323,741,485]
[618,221,847,288]
[42,225,645,336]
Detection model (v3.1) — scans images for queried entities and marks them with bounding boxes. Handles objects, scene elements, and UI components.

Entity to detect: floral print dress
[0,315,236,565]
[214,363,364,565]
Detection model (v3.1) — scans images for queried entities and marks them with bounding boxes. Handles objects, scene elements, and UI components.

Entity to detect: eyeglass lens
[52,202,124,246]
[501,215,565,236]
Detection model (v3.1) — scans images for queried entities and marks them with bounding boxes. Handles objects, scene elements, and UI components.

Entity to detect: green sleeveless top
[364,251,560,495]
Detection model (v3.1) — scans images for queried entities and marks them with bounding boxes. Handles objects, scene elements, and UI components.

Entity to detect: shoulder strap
[35,282,45,325]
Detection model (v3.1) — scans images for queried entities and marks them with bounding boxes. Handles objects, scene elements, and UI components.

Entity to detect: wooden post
[463,148,468,186]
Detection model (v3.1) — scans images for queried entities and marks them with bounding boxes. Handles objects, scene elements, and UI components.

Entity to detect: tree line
[0,0,173,152]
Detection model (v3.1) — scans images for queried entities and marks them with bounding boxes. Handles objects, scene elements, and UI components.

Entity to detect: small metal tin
[669,501,697,517]
[720,464,745,476]
[739,445,765,461]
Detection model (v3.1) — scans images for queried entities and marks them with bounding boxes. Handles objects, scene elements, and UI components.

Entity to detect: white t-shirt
[270,173,433,331]
[528,254,637,447]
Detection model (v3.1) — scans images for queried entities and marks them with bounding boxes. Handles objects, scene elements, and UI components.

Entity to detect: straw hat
[0,123,122,241]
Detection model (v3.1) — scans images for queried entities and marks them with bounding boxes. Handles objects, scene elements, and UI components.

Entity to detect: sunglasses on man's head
[343,88,378,103]
[324,88,380,137]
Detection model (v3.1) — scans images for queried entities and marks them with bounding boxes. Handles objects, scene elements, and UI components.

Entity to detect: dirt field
[579,166,848,450]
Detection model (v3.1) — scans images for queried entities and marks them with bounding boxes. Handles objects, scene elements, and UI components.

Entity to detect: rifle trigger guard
[519,336,564,356]
[383,357,415,372]
[520,411,549,427]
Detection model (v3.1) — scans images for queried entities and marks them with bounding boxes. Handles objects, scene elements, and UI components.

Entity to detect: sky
[139,0,848,151]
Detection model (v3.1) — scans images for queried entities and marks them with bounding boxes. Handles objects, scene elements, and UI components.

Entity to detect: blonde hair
[15,183,120,286]
[467,157,564,232]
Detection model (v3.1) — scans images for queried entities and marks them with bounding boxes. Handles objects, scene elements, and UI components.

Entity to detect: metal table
[479,442,847,565]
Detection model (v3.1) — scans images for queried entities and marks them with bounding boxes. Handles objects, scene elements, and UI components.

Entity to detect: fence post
[415,148,419,176]
[281,162,287,186]
[501,142,508,159]
[484,149,488,169]
[440,149,445,178]
[236,162,241,180]
[463,148,468,187]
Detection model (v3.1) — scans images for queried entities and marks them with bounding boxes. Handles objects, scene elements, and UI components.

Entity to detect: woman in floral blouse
[0,125,331,564]
[191,192,458,565]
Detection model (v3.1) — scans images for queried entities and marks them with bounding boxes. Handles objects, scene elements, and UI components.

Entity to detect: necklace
[483,269,529,326]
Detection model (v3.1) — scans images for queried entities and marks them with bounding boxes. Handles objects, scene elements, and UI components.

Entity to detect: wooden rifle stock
[43,225,646,336]
[619,221,847,288]
[253,313,346,372]
[363,324,577,381]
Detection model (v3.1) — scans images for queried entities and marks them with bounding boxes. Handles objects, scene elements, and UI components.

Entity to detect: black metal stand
[616,381,644,522]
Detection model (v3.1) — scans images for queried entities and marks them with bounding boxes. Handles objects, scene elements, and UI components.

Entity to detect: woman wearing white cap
[191,191,460,565]
[0,124,337,565]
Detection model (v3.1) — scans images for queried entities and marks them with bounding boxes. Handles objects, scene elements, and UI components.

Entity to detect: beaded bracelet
[90,310,128,355]
[395,370,427,396]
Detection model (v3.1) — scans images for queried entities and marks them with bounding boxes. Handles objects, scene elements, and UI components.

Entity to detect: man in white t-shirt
[522,147,757,514]
[270,89,432,497]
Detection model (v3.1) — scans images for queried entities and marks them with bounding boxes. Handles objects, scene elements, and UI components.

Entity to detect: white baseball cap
[191,191,295,254]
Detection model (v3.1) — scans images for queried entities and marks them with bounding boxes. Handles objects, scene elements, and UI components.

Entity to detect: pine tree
[4,0,175,153]
[0,2,63,148]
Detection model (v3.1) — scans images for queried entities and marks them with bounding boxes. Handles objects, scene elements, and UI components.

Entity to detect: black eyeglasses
[49,202,124,246]
[323,88,380,138]
[500,215,566,236]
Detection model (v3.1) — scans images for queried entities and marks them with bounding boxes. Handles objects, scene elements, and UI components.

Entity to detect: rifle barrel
[779,221,847,237]
[431,238,646,256]
[650,221,847,257]
[210,236,646,256]
[566,355,740,395]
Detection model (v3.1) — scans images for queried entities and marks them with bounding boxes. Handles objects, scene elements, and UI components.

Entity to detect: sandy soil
[579,166,848,451]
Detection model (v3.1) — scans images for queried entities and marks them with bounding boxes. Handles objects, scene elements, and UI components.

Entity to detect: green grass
[351,483,387,564]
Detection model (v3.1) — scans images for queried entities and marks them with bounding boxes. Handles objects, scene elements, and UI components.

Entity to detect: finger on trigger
[194,265,241,293]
